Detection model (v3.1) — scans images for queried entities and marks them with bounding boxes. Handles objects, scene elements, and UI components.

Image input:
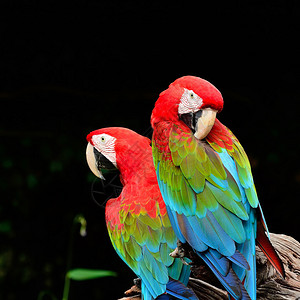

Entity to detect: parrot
[85,127,197,300]
[150,75,285,300]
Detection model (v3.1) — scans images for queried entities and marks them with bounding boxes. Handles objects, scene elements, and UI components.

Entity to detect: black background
[1,1,299,299]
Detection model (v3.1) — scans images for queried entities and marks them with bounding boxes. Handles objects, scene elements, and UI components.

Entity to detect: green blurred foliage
[66,269,117,281]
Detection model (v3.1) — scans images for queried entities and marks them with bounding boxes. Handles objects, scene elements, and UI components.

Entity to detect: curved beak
[86,142,105,179]
[194,108,217,140]
[179,108,217,140]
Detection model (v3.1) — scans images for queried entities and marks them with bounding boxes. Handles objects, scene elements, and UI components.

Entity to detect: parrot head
[151,75,224,139]
[86,127,151,180]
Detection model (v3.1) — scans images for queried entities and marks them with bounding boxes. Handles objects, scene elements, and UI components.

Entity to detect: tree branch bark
[119,233,300,299]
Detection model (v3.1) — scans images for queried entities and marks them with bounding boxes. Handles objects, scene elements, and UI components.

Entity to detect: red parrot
[86,127,197,300]
[150,76,285,300]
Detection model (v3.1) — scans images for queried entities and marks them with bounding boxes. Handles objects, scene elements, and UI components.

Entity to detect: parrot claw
[169,247,180,258]
[133,278,141,288]
[169,240,189,265]
[181,257,190,265]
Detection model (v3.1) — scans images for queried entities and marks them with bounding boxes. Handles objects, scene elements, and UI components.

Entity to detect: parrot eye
[91,133,117,166]
[190,92,194,98]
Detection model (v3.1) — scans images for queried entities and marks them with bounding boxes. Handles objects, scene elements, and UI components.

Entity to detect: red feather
[256,220,285,278]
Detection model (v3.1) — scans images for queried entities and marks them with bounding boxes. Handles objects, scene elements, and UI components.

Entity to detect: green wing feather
[207,123,259,208]
[153,123,258,256]
[106,196,187,298]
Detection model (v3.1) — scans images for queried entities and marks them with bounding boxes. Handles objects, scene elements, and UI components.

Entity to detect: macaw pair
[86,76,284,300]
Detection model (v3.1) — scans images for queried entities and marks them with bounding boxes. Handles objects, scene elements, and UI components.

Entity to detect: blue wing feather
[218,150,257,300]
[155,132,259,299]
[186,212,236,256]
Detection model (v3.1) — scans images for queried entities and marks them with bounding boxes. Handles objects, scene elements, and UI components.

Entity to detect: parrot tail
[256,221,285,278]
[197,249,251,300]
[163,278,198,300]
[144,278,198,300]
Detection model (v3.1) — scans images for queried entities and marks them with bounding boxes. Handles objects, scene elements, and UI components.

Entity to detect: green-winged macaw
[86,127,197,300]
[150,76,285,300]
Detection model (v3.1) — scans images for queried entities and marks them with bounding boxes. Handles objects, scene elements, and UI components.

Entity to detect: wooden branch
[256,233,300,299]
[119,233,300,300]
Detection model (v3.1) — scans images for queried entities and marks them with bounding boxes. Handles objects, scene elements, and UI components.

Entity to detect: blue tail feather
[166,278,198,300]
[232,209,256,300]
[156,294,173,299]
[197,250,251,300]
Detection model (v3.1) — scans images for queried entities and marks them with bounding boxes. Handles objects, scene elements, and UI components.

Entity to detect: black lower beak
[179,110,203,133]
[93,148,117,171]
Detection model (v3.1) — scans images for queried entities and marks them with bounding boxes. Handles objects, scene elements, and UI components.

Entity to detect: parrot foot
[180,257,190,265]
[133,278,141,289]
[169,247,180,258]
[169,240,190,265]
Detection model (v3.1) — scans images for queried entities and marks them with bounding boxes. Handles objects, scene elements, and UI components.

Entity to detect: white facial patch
[92,134,117,166]
[178,88,203,115]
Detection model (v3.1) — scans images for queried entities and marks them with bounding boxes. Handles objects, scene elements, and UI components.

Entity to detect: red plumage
[171,76,224,112]
[256,218,285,278]
[150,75,285,300]
[86,127,193,299]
